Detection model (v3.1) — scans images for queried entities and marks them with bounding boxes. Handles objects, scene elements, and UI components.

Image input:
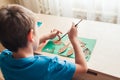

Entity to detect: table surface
[36,14,120,78]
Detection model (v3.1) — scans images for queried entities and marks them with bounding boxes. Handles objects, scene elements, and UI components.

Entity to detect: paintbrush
[59,19,83,40]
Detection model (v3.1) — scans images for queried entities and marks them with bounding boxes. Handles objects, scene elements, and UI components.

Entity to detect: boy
[0,4,87,80]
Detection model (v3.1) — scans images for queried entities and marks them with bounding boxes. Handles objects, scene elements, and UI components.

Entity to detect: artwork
[42,35,96,61]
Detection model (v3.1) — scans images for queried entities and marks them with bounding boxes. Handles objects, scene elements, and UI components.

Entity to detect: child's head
[0,4,38,52]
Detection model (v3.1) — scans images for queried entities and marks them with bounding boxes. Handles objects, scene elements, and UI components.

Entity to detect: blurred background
[1,0,120,24]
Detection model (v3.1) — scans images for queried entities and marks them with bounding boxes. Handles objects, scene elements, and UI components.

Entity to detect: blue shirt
[0,49,76,80]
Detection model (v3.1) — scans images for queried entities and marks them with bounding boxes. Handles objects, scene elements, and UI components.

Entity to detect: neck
[12,46,34,59]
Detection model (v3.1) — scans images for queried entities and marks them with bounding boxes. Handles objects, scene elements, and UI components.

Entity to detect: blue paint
[37,21,42,27]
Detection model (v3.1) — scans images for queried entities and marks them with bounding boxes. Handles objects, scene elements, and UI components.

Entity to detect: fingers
[72,22,77,28]
[69,22,77,33]
[68,22,78,40]
[51,29,62,34]
[50,29,62,40]
[53,29,62,40]
[57,35,61,41]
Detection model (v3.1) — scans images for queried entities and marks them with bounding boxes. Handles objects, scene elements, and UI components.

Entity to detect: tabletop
[35,14,120,78]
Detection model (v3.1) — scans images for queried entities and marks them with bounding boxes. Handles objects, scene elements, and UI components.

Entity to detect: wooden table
[36,14,120,80]
[0,14,120,80]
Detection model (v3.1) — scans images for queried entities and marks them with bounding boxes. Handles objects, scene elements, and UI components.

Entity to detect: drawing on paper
[42,35,96,61]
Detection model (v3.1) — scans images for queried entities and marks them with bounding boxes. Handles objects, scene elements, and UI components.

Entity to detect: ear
[27,29,34,42]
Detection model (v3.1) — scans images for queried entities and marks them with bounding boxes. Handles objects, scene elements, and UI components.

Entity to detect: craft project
[42,35,96,61]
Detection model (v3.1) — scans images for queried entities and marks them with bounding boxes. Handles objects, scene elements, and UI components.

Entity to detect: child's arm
[68,23,88,78]
[39,29,62,44]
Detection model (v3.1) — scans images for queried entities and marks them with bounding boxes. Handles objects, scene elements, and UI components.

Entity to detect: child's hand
[68,23,78,41]
[39,29,62,43]
[49,29,62,40]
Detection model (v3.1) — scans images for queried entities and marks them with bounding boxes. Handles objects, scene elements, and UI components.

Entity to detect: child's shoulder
[0,49,12,59]
[35,54,58,62]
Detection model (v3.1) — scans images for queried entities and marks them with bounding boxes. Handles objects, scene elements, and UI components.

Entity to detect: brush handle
[60,32,68,39]
[75,19,83,27]
[60,19,83,40]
